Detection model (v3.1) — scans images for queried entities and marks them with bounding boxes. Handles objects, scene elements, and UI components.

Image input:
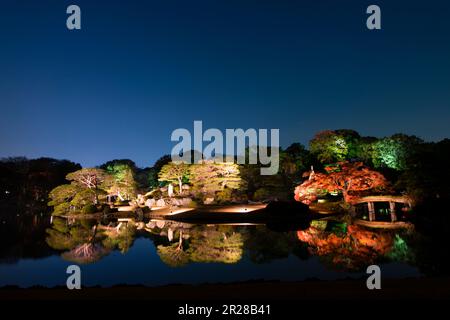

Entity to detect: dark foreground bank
[1,277,450,300]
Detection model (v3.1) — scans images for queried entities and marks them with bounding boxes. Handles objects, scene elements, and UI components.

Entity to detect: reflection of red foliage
[297,225,394,270]
[294,162,389,203]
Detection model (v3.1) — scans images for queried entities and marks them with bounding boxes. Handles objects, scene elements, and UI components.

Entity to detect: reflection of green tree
[46,228,78,250]
[46,217,141,263]
[386,234,414,261]
[158,243,190,267]
[102,161,138,200]
[154,225,245,266]
[157,230,189,267]
[187,227,243,264]
[102,224,136,253]
[46,217,94,250]
[46,218,112,264]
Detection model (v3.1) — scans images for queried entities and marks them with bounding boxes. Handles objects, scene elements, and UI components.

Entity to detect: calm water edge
[0,212,423,288]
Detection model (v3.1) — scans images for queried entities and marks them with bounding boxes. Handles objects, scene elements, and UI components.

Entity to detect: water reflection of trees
[46,217,137,264]
[45,217,419,272]
[44,218,309,267]
[150,223,244,266]
[297,220,414,271]
[188,227,243,264]
[151,222,309,267]
[157,231,190,267]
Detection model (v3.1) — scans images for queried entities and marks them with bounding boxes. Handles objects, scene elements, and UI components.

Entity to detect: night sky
[1,0,449,168]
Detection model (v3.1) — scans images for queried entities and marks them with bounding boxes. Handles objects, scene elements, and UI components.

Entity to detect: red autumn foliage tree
[294,161,389,204]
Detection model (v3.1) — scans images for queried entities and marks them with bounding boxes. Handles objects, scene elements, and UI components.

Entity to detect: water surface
[0,213,425,288]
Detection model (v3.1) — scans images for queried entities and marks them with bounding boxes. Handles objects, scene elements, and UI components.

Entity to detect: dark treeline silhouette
[0,157,81,262]
[0,157,81,213]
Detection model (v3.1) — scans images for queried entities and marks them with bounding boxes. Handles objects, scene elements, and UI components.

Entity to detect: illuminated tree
[294,161,389,203]
[355,136,379,166]
[309,130,349,163]
[334,129,362,159]
[103,163,137,200]
[66,168,109,189]
[158,162,191,194]
[309,130,363,164]
[66,168,112,204]
[189,160,241,198]
[372,134,423,170]
[48,184,82,215]
[48,168,114,215]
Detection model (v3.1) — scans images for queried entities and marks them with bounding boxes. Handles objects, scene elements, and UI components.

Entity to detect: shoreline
[1,277,450,300]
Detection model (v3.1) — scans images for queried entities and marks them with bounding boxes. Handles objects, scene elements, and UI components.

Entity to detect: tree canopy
[190,160,242,197]
[294,161,389,203]
[158,162,191,194]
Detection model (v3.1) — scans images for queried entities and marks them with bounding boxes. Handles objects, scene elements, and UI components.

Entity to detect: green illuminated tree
[103,163,137,200]
[158,162,191,194]
[372,134,423,170]
[190,160,241,198]
[309,130,350,164]
[48,184,82,215]
[66,168,112,204]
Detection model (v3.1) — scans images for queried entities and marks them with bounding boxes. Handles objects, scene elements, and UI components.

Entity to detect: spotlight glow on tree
[294,161,389,203]
[371,134,423,170]
[309,130,349,163]
[158,162,191,194]
[190,160,241,197]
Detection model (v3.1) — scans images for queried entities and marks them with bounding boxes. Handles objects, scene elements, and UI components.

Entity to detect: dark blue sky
[1,0,449,168]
